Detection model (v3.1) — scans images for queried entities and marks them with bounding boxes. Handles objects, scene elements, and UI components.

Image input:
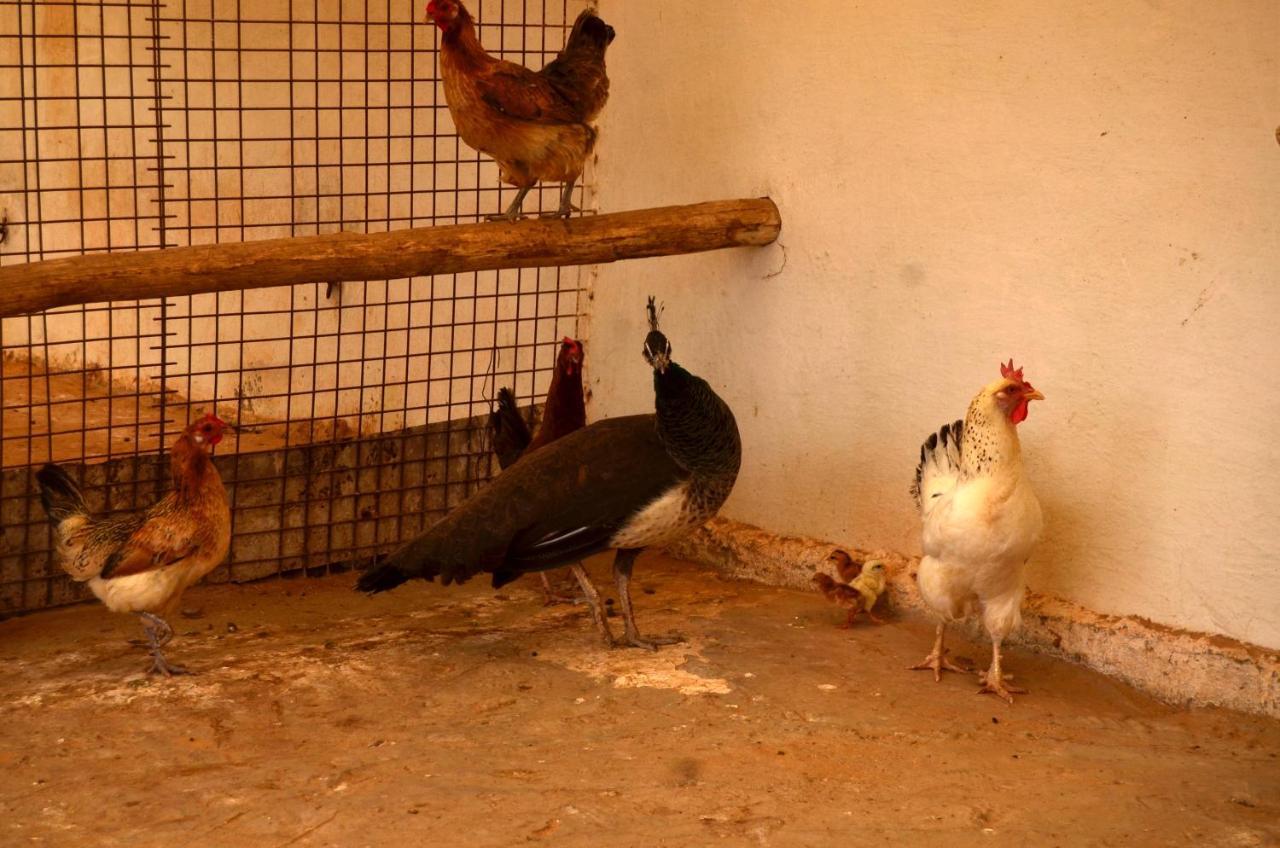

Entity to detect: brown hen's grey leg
[612,548,683,651]
[540,179,579,219]
[139,612,188,677]
[487,185,531,222]
[569,563,614,647]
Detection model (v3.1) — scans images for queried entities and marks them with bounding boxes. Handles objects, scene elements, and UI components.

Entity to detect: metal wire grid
[0,0,591,614]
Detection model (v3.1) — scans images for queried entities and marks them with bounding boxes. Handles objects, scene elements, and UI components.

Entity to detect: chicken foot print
[569,563,615,647]
[486,186,532,222]
[977,640,1026,704]
[908,623,971,681]
[139,612,188,677]
[613,548,683,651]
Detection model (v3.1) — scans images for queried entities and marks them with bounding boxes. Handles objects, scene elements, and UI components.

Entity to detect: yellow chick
[811,557,889,628]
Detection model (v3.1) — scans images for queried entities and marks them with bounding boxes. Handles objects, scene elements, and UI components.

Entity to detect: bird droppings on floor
[1,554,1276,848]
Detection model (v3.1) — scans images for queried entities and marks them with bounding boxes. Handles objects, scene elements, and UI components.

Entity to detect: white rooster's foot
[908,649,971,682]
[977,670,1026,705]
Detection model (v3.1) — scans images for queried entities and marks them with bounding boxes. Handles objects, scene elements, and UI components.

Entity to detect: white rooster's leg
[908,622,971,682]
[978,639,1027,704]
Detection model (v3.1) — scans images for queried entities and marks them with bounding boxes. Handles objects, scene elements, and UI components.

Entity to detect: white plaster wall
[587,0,1280,649]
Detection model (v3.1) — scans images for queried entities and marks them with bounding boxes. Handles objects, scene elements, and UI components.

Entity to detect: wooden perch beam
[0,198,780,319]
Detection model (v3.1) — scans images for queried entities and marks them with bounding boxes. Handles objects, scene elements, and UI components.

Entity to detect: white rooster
[909,361,1045,703]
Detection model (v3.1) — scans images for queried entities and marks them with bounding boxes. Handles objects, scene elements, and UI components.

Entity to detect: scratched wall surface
[586,0,1280,649]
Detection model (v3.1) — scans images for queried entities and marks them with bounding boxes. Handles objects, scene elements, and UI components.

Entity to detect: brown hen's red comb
[1000,359,1025,383]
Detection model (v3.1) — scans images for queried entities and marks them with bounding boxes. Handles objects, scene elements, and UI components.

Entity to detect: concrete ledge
[667,516,1280,718]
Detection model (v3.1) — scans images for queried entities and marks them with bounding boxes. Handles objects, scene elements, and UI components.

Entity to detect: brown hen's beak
[1025,389,1045,401]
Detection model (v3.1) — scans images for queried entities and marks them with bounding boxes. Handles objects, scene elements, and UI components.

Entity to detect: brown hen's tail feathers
[36,463,87,526]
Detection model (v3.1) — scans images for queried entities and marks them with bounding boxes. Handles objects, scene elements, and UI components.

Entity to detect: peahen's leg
[612,548,683,651]
[569,563,614,647]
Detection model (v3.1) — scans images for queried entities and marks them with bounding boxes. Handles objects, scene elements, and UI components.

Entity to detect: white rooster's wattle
[909,361,1045,703]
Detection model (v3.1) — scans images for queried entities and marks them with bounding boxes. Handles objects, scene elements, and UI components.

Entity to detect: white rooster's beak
[1024,389,1045,402]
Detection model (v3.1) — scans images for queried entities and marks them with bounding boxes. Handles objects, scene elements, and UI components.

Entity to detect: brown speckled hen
[36,414,232,676]
[426,0,614,220]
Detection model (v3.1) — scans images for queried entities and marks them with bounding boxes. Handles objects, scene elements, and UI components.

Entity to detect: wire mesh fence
[0,0,590,615]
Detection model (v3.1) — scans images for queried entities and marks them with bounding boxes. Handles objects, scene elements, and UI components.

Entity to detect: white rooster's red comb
[1000,359,1025,383]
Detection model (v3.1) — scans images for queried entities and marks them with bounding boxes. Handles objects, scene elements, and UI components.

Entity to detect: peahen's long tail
[355,541,443,595]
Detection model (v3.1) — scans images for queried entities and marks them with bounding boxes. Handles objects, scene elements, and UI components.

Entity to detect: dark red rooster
[425,0,615,220]
[489,336,585,602]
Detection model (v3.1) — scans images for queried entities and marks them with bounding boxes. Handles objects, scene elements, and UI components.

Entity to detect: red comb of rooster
[1000,359,1025,383]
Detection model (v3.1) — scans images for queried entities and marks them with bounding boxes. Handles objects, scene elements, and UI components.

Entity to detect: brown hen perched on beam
[426,0,615,220]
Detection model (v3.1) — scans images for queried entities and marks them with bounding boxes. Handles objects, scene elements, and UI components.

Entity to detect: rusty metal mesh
[0,0,588,614]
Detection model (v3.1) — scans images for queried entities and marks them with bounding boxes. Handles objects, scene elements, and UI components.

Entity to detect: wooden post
[0,198,781,319]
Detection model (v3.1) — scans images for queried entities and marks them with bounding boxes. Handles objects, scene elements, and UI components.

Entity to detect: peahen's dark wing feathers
[363,415,686,592]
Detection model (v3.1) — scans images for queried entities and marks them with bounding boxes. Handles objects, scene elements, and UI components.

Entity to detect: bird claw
[147,655,190,677]
[618,632,685,652]
[977,671,1026,704]
[538,205,576,220]
[908,650,972,682]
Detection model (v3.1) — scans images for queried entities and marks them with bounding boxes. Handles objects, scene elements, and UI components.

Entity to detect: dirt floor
[0,555,1276,848]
